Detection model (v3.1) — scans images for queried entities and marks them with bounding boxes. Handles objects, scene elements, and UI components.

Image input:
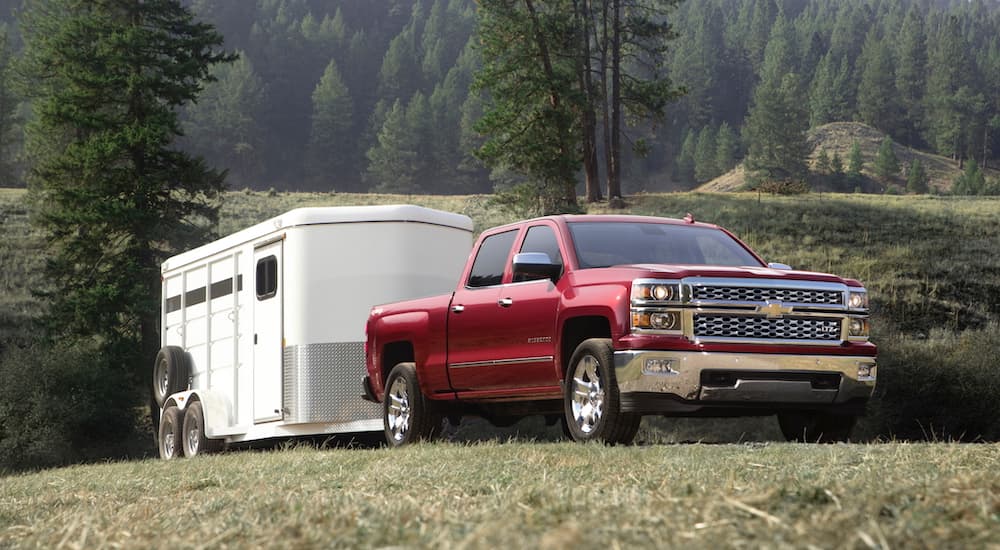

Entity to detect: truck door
[253,240,283,422]
[448,225,562,392]
[447,230,515,391]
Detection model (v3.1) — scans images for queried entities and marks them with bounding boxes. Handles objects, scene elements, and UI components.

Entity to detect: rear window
[568,222,762,268]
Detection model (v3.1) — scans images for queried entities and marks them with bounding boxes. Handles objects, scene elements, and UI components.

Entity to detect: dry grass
[0,442,997,548]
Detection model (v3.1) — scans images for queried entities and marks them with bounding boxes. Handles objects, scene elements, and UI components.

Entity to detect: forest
[0,0,998,195]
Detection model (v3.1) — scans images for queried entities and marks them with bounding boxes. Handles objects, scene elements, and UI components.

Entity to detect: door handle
[498,298,513,307]
[451,305,465,313]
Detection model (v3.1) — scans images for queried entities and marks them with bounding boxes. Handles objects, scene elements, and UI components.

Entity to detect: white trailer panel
[156,205,473,454]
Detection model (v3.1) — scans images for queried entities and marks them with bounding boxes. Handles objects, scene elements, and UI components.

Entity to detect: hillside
[697,122,1000,193]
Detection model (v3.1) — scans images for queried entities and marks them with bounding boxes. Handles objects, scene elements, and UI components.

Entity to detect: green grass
[0,442,997,548]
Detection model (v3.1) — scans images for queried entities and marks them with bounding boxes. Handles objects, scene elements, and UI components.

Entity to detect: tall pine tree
[20,0,233,435]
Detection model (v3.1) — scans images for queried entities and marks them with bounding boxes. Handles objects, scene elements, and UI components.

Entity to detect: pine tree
[895,6,927,147]
[847,140,865,179]
[714,122,739,176]
[952,160,985,195]
[831,150,844,176]
[743,15,809,187]
[0,27,20,186]
[693,126,717,182]
[20,0,233,440]
[675,129,696,184]
[906,158,929,193]
[182,52,264,188]
[874,137,900,182]
[857,31,900,136]
[816,148,831,174]
[366,99,419,193]
[305,59,355,189]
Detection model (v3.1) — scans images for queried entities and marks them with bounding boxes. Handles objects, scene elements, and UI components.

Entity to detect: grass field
[0,441,997,548]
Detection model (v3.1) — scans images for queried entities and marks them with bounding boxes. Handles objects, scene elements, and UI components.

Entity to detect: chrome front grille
[693,286,843,305]
[694,315,841,341]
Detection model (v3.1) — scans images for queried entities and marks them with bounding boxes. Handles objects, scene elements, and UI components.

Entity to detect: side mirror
[767,262,793,270]
[513,252,562,282]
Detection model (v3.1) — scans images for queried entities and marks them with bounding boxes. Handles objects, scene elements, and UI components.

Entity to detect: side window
[256,256,278,300]
[519,225,563,266]
[467,230,517,288]
[516,225,563,282]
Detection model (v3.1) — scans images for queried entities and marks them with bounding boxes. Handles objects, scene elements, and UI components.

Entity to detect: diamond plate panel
[283,342,381,425]
[694,315,841,341]
[693,286,843,305]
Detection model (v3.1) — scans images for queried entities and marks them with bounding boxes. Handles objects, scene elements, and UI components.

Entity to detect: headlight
[632,281,683,304]
[848,290,869,310]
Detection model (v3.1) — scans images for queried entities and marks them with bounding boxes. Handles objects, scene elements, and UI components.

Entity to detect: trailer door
[253,241,283,422]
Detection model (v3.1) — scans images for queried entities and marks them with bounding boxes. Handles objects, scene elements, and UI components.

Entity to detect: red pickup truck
[363,214,876,445]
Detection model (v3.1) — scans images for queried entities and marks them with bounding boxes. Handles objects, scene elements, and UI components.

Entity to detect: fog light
[649,312,679,330]
[643,358,678,375]
[857,362,876,382]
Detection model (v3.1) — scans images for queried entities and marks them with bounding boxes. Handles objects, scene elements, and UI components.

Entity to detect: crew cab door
[448,224,562,393]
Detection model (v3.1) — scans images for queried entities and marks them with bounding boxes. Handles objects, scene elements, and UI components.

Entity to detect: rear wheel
[778,412,856,443]
[152,346,190,408]
[182,401,224,457]
[383,363,441,446]
[158,406,184,459]
[563,339,639,445]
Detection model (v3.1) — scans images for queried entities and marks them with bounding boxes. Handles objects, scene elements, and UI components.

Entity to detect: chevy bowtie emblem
[759,301,794,318]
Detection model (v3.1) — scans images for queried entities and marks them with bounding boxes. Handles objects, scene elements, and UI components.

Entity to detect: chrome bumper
[614,350,876,405]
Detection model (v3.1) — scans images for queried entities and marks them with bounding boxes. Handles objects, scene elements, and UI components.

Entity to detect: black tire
[563,338,639,445]
[383,362,441,446]
[158,406,184,459]
[152,346,190,409]
[778,412,856,443]
[182,401,224,457]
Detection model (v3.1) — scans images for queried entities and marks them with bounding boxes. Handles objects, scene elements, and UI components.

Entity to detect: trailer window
[256,256,278,300]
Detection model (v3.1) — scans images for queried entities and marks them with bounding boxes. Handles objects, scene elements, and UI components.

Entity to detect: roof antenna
[683,212,695,224]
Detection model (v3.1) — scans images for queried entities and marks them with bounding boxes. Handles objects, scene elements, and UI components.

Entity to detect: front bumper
[614,350,876,414]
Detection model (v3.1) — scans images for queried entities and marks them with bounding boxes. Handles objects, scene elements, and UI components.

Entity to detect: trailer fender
[184,390,233,439]
[162,390,196,412]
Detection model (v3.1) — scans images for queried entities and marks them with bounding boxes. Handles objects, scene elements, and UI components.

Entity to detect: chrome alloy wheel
[163,418,177,457]
[386,377,412,443]
[571,354,605,434]
[185,419,200,455]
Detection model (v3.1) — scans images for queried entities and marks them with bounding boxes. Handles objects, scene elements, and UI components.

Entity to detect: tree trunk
[576,0,601,202]
[598,0,612,195]
[607,0,622,202]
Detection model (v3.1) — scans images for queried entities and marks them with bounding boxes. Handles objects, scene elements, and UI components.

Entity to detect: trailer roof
[162,205,474,273]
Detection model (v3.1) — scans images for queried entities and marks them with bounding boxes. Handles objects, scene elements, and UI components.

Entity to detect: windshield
[568,222,763,268]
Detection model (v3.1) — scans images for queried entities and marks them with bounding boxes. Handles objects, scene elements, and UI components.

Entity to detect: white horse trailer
[152,205,473,458]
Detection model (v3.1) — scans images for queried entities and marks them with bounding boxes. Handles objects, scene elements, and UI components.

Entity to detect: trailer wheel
[158,406,184,459]
[778,412,856,443]
[152,346,190,408]
[563,338,640,445]
[383,362,440,446]
[182,401,223,457]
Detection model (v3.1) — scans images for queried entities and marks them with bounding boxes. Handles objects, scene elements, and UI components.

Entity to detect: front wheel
[383,363,441,446]
[563,339,640,445]
[778,412,856,443]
